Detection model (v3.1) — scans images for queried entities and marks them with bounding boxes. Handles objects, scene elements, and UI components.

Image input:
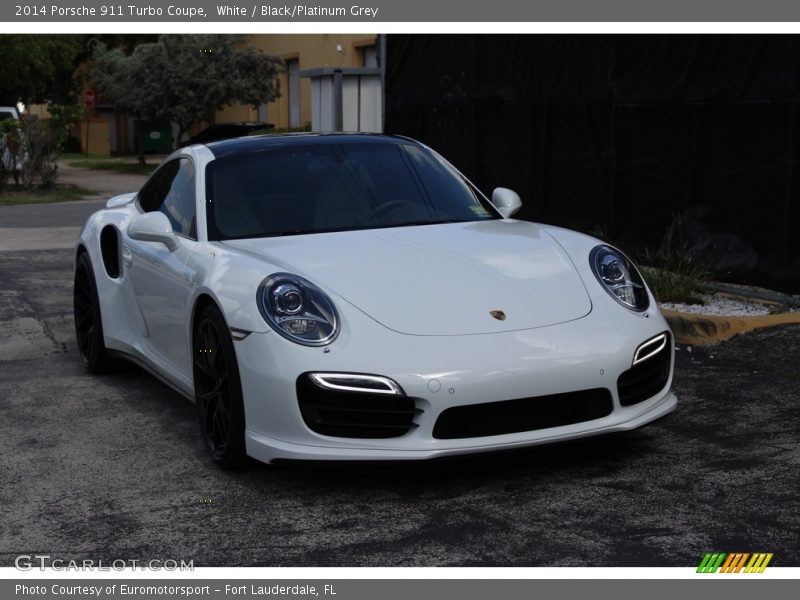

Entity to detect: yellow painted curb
[661,308,800,346]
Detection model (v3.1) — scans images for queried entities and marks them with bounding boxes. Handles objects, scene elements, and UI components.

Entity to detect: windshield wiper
[223,220,463,241]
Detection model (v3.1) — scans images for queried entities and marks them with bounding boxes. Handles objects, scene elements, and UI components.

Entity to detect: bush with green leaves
[0,118,23,190]
[20,118,61,188]
[47,103,83,143]
[640,215,710,304]
[0,104,82,190]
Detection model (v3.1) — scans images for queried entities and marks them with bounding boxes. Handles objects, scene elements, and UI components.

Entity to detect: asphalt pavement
[0,162,148,251]
[0,195,798,567]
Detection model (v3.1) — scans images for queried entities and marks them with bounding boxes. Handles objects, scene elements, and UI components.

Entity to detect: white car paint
[223,220,593,336]
[76,135,677,464]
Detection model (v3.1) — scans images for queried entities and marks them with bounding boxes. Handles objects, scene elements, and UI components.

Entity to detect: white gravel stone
[660,293,772,316]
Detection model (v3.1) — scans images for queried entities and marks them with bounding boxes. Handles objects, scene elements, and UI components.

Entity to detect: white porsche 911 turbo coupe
[74,133,676,468]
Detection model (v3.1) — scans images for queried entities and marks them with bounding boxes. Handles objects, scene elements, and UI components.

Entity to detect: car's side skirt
[107,348,195,402]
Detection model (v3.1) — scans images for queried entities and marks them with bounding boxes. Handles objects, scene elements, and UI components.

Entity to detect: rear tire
[73,253,115,374]
[192,304,248,468]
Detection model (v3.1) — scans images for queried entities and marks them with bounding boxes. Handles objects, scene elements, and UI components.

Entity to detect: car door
[125,157,199,378]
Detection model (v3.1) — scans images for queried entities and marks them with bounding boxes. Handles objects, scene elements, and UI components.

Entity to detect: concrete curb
[662,308,800,346]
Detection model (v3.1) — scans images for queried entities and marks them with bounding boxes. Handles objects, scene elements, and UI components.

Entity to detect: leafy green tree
[0,35,83,105]
[91,35,283,163]
[90,44,163,165]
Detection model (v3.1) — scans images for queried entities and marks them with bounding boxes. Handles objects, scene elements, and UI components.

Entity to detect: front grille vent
[432,388,614,440]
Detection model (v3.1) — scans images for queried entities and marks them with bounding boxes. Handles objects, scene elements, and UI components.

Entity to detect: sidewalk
[57,159,151,200]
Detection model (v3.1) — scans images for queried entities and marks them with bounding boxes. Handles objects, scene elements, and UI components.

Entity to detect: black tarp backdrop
[384,35,800,293]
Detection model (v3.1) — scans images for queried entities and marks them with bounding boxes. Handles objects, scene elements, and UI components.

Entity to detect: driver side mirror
[491,187,522,219]
[127,212,179,251]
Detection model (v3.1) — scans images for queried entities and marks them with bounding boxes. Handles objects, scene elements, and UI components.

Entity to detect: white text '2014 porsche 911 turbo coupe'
[74,133,676,467]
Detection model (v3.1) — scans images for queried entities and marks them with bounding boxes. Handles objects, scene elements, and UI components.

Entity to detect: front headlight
[257,273,339,346]
[589,245,649,311]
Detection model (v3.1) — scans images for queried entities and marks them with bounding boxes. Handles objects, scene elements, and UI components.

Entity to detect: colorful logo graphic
[697,553,773,573]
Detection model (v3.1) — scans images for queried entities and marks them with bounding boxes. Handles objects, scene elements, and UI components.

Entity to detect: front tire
[73,253,114,373]
[193,304,247,468]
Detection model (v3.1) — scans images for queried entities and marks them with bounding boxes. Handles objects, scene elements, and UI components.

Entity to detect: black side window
[138,158,197,239]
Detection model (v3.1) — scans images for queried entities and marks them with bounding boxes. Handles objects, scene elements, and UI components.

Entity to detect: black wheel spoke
[196,372,227,399]
[77,307,89,322]
[76,272,91,297]
[213,403,229,442]
[196,389,215,402]
[205,397,228,452]
[196,326,221,378]
[193,356,216,378]
[78,329,90,353]
[75,317,91,337]
[85,325,94,355]
[206,331,219,368]
[75,290,90,306]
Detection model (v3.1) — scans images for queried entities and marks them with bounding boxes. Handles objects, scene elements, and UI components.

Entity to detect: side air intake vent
[297,373,421,438]
[100,226,121,279]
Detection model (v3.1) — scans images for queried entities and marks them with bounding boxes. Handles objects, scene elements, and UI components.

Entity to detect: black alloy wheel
[73,253,114,373]
[193,304,247,468]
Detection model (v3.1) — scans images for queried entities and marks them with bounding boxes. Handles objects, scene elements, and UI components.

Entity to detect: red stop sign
[84,89,96,108]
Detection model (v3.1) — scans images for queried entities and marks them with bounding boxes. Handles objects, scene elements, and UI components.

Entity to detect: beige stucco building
[215,34,379,129]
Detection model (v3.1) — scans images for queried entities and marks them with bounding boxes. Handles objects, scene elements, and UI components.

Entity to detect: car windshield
[205,140,499,240]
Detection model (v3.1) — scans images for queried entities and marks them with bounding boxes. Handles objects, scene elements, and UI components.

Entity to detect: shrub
[640,214,710,304]
[1,104,82,190]
[19,118,61,189]
[0,118,23,190]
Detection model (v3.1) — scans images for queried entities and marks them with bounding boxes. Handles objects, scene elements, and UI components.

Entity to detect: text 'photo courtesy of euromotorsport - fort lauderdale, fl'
[16,584,328,597]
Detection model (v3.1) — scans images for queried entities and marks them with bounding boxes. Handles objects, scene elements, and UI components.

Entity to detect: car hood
[222,221,592,336]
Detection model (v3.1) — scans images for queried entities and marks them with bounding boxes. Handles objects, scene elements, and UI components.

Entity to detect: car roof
[205,132,421,159]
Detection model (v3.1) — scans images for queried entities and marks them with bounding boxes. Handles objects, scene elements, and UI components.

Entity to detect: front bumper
[233,303,677,463]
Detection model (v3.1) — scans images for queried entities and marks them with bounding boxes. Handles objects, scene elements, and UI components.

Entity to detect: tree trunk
[175,124,187,150]
[136,118,146,166]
